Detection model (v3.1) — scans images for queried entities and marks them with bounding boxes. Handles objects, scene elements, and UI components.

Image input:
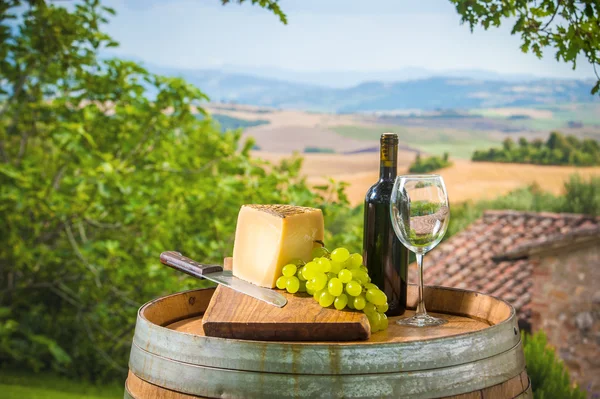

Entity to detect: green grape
[359,266,368,273]
[338,269,352,283]
[373,312,383,329]
[326,272,337,280]
[380,313,388,330]
[297,267,307,281]
[327,278,343,296]
[306,285,315,295]
[376,303,389,313]
[306,279,315,291]
[344,258,356,269]
[363,303,377,316]
[286,276,300,294]
[376,290,388,306]
[353,295,366,310]
[334,294,348,310]
[282,264,297,277]
[331,247,350,263]
[351,270,369,285]
[366,289,387,306]
[349,253,363,268]
[365,288,376,303]
[289,258,305,266]
[298,280,307,293]
[313,261,323,272]
[367,312,380,332]
[312,273,327,291]
[303,262,317,280]
[319,291,335,307]
[364,283,378,290]
[313,289,325,302]
[311,246,329,259]
[276,276,287,290]
[317,257,332,272]
[347,298,356,309]
[330,261,343,274]
[345,280,362,296]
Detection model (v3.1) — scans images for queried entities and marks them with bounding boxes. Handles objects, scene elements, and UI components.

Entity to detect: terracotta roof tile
[411,210,600,327]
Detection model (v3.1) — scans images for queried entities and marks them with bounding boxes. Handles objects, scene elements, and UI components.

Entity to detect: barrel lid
[131,284,520,375]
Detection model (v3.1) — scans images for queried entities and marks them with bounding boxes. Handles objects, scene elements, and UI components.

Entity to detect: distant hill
[143,65,598,112]
[195,113,269,132]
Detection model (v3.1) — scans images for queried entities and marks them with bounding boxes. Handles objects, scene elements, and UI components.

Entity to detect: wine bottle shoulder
[365,179,394,204]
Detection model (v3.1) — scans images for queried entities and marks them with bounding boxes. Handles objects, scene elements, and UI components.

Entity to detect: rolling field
[255,151,600,206]
[330,125,500,159]
[217,103,599,206]
[469,103,600,136]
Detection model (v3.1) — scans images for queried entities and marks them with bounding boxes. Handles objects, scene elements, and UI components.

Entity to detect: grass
[331,125,499,159]
[0,371,123,399]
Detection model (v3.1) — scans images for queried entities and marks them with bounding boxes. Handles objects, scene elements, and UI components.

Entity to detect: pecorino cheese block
[232,204,324,288]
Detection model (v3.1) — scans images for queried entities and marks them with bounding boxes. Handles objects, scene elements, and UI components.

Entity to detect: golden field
[255,151,600,206]
[212,103,600,206]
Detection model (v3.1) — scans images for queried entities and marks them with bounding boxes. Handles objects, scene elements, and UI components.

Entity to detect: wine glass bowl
[390,174,450,327]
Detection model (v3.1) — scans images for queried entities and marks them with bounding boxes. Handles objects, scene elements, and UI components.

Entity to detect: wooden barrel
[124,285,531,399]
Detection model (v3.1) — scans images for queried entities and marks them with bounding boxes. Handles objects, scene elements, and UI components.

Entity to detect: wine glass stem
[415,253,427,316]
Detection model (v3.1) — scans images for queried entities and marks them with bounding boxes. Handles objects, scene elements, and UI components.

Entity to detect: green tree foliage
[472,132,600,166]
[196,113,269,132]
[0,0,346,380]
[523,330,586,399]
[408,152,453,173]
[303,146,335,154]
[450,0,600,94]
[563,174,600,215]
[447,175,600,238]
[221,0,287,24]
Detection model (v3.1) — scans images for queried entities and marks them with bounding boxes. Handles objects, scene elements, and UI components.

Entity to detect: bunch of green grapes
[275,246,389,332]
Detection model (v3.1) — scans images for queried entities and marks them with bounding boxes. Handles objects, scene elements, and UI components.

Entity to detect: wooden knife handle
[160,251,223,278]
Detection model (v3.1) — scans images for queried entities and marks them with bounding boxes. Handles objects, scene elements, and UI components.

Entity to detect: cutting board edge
[202,322,371,342]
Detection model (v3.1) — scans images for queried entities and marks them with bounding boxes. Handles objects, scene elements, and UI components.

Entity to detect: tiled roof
[412,210,600,327]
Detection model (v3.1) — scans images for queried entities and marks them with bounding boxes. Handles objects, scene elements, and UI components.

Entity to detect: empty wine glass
[390,175,450,327]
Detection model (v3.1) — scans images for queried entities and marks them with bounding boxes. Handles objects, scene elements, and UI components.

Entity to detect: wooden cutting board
[201,258,371,341]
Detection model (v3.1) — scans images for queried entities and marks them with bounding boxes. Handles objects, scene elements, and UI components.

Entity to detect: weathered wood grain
[203,257,370,341]
[124,370,531,399]
[202,284,371,341]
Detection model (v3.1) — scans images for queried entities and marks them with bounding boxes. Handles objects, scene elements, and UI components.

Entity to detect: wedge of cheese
[232,204,324,288]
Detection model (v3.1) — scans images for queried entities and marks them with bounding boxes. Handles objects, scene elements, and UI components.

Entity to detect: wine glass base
[396,313,447,327]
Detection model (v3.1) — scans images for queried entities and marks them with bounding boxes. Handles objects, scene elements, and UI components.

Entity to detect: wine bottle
[363,133,409,316]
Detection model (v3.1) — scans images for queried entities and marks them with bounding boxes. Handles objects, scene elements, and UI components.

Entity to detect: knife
[159,251,287,308]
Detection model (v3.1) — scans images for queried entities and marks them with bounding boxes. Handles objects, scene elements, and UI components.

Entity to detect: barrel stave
[126,285,529,399]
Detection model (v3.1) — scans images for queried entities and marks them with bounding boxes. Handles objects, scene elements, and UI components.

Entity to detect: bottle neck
[379,165,397,180]
[379,141,398,180]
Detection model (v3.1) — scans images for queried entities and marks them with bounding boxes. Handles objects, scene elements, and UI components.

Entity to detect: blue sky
[102,0,594,81]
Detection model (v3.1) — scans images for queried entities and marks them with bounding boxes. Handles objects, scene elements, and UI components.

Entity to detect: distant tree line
[409,152,453,173]
[304,146,335,154]
[472,132,600,166]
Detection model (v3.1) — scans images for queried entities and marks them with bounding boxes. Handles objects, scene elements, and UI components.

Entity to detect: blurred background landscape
[1,0,598,398]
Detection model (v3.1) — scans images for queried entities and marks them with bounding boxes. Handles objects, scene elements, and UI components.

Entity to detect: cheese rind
[232,204,324,288]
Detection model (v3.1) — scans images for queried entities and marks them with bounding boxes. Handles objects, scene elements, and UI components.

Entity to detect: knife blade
[159,251,287,308]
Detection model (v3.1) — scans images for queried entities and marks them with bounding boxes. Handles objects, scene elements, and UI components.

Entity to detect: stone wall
[530,238,600,395]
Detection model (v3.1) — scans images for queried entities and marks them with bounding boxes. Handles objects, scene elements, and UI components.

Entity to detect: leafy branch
[221,0,287,24]
[450,0,600,94]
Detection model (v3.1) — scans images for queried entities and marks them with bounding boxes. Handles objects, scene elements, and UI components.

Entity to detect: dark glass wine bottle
[363,133,409,316]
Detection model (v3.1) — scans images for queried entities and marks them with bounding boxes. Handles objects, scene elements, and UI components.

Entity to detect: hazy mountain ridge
[142,63,598,112]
